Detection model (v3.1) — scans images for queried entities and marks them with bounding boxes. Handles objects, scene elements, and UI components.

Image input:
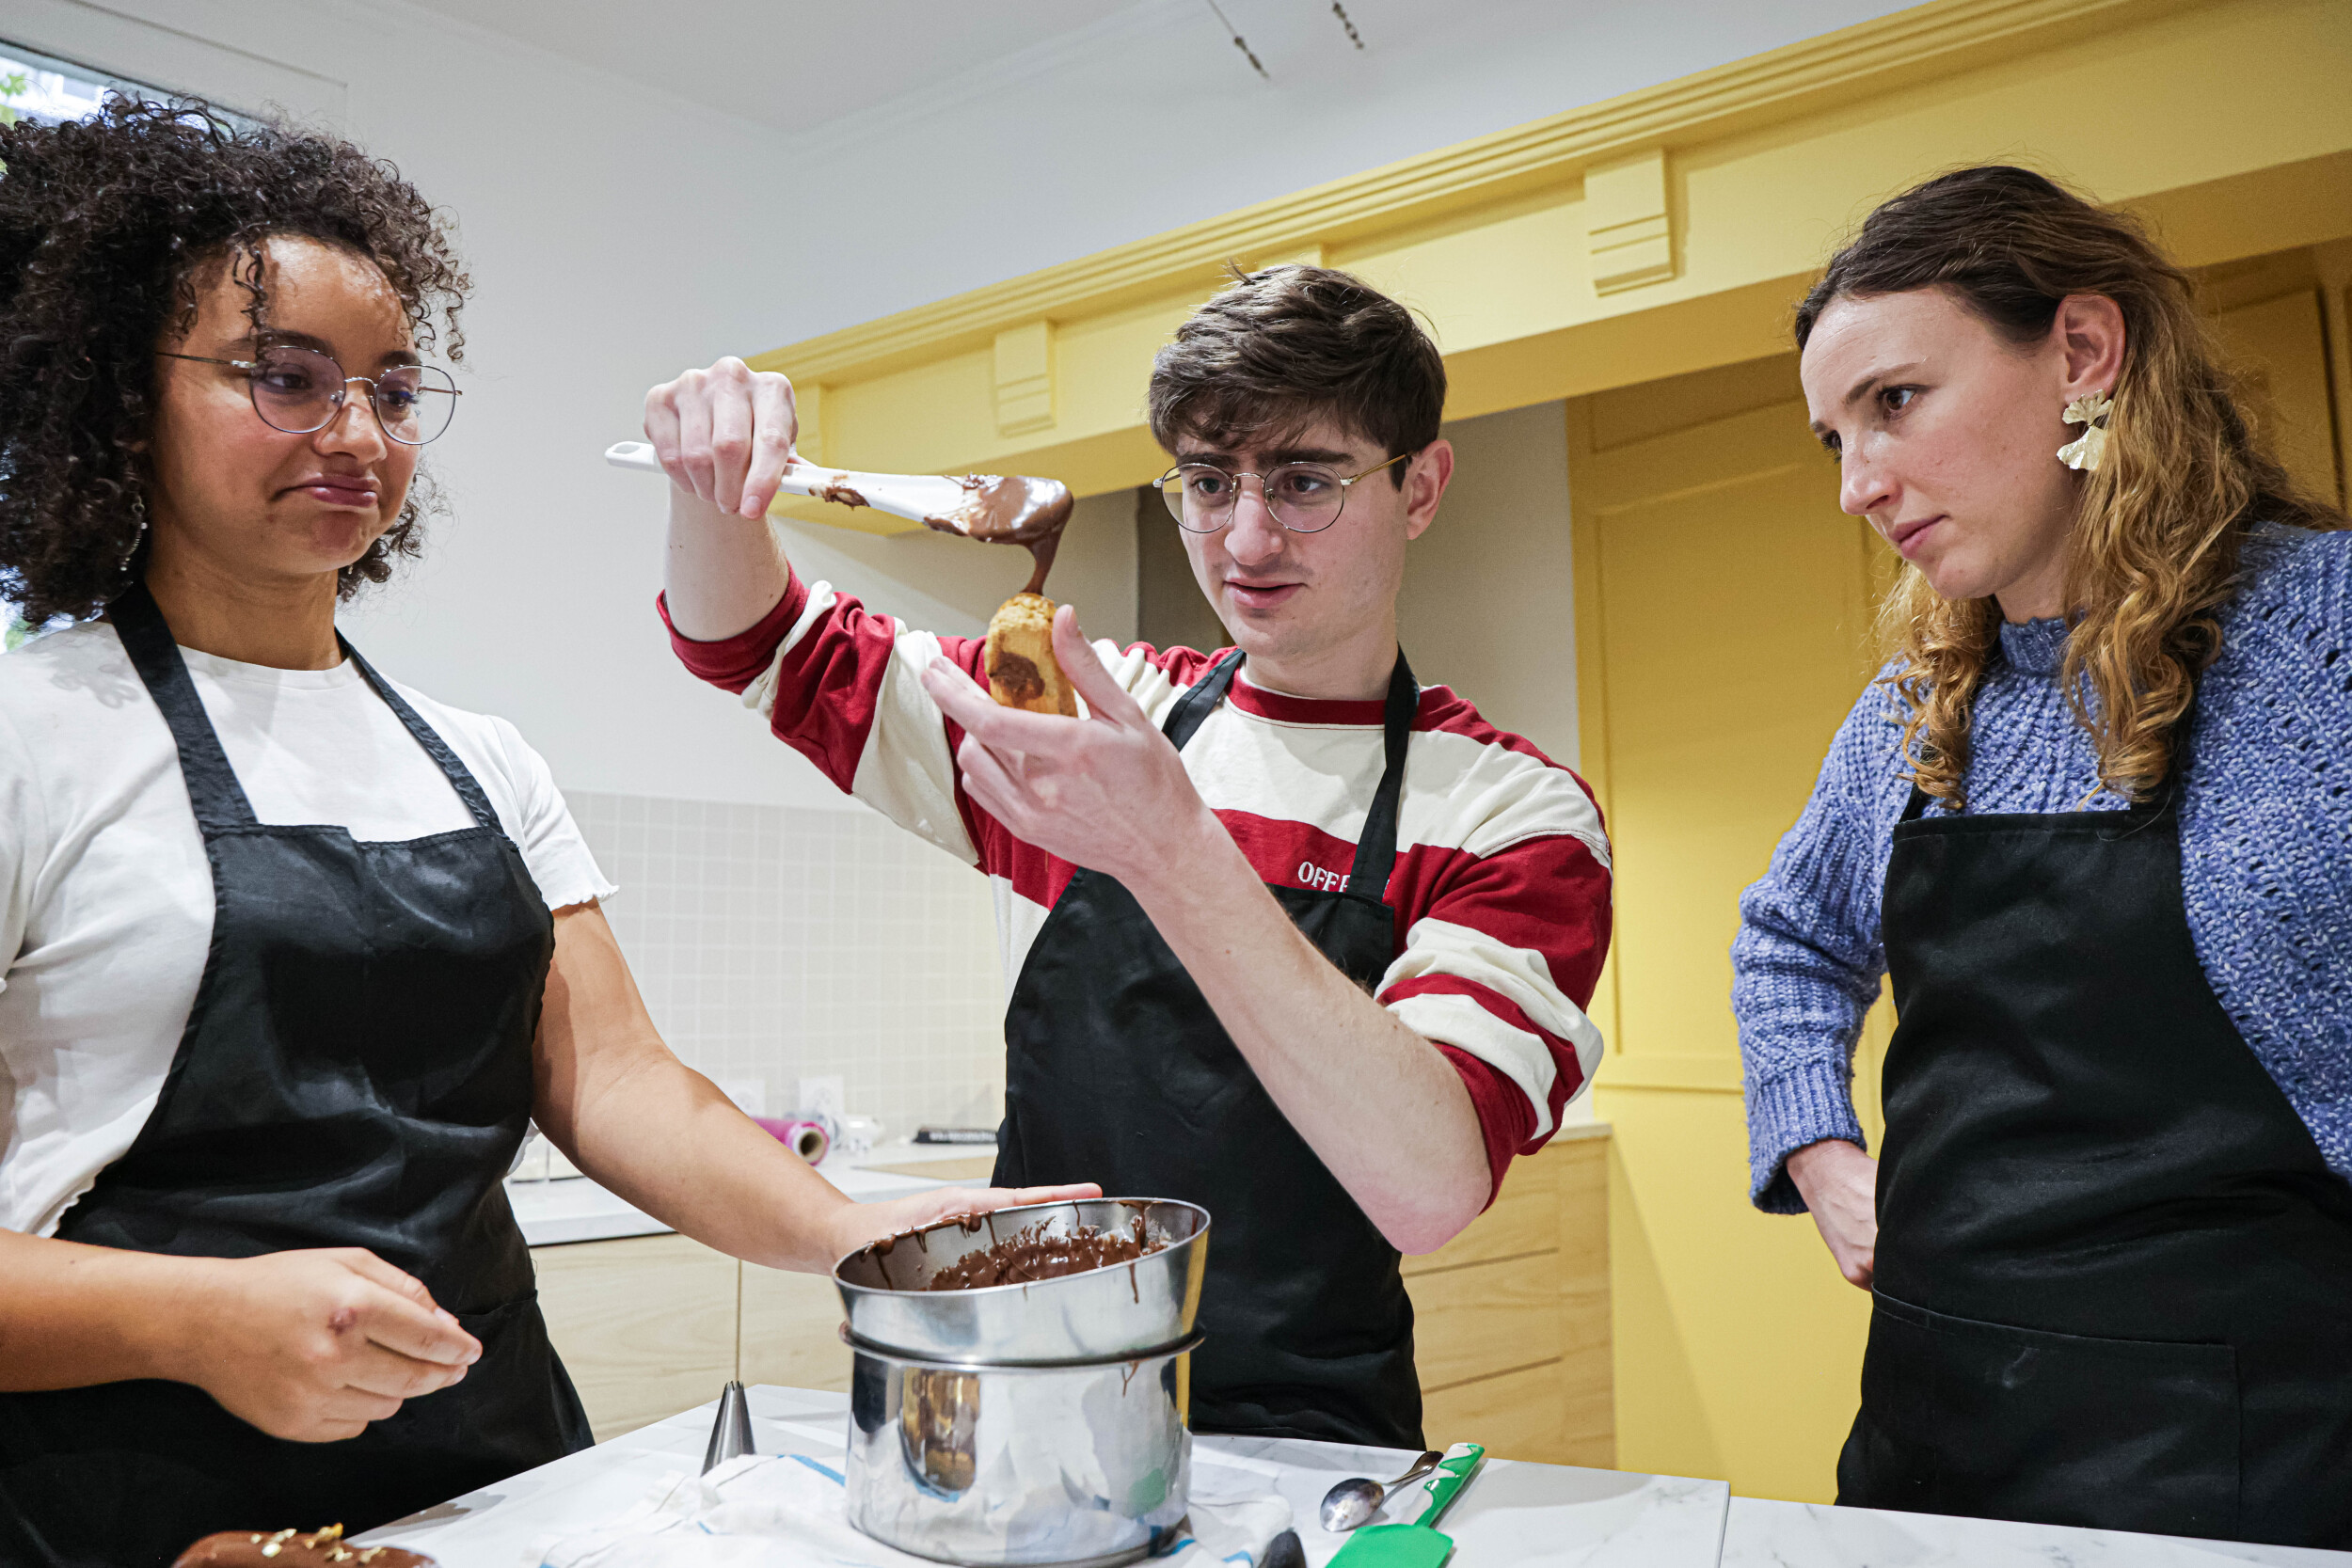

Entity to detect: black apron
[0,583,590,1566]
[1837,746,2352,1546]
[994,648,1424,1449]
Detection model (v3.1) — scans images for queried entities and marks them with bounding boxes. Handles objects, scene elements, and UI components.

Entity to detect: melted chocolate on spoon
[924,474,1074,594]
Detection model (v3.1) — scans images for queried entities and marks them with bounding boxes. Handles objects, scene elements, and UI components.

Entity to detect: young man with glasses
[651,265,1612,1448]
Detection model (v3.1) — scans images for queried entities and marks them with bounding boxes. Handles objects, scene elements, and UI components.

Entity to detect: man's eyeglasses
[160,346,460,446]
[1153,450,1414,534]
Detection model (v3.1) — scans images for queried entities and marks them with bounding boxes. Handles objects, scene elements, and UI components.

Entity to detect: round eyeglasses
[160,346,460,446]
[1153,449,1414,534]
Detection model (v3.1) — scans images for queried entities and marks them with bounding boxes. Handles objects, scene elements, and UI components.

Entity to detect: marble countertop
[1721,1497,2352,1566]
[356,1384,1729,1567]
[351,1382,2352,1567]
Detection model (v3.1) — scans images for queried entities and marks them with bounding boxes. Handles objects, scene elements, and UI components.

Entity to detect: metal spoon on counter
[1319,1449,1444,1532]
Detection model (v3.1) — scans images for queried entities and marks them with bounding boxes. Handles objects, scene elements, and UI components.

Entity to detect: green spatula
[1327,1442,1484,1568]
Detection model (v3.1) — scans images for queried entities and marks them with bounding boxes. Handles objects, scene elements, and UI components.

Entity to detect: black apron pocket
[1842,1291,2241,1540]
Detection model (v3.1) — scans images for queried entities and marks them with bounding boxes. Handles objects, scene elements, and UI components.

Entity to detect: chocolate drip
[923,474,1073,595]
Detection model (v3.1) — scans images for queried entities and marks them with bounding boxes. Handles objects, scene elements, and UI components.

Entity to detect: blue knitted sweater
[1736,523,2352,1213]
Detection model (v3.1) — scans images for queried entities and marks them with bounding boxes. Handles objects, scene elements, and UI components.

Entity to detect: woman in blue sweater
[1736,165,2351,1547]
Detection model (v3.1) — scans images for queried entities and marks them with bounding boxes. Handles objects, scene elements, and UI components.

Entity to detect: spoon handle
[1387,1449,1443,1489]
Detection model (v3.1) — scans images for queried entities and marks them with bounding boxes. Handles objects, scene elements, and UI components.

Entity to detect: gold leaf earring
[2058,389,2112,471]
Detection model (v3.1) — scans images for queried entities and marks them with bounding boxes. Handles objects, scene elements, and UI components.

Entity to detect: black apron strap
[341,640,501,832]
[1162,649,1247,749]
[1159,648,1419,902]
[108,581,258,831]
[1346,651,1419,904]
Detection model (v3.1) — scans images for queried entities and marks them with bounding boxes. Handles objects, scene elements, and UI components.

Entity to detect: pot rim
[832,1197,1209,1297]
[838,1324,1206,1372]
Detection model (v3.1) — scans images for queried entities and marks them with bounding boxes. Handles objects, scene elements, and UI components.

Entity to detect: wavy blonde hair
[1794,166,2347,806]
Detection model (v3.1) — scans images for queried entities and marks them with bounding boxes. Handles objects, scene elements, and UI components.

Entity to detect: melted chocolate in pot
[919,1221,1166,1291]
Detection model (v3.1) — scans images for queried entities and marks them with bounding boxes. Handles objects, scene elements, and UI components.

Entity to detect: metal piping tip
[701,1379,756,1474]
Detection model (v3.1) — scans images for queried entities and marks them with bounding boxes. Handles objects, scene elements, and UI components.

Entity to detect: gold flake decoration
[2058,389,2113,471]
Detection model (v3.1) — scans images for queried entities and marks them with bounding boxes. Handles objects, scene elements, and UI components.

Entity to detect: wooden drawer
[741,1261,854,1392]
[1401,1132,1612,1467]
[532,1233,739,1442]
[1406,1252,1568,1388]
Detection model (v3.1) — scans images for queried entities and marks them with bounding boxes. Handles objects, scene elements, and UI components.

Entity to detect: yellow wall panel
[1573,377,1889,1501]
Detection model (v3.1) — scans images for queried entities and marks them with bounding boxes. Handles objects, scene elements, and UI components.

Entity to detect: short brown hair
[1147,264,1444,485]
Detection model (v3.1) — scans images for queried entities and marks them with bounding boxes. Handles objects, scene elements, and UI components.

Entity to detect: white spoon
[602,440,1064,537]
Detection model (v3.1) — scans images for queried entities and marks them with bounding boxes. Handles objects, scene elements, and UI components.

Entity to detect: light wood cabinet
[532,1231,740,1442]
[531,1132,1610,1458]
[1406,1130,1611,1467]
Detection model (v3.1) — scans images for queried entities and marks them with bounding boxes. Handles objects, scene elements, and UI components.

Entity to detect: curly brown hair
[0,95,469,625]
[1796,166,2346,806]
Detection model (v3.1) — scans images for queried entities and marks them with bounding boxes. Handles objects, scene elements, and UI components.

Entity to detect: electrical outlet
[716,1079,768,1118]
[798,1075,846,1123]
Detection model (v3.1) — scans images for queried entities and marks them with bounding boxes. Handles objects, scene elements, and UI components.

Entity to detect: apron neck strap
[1159,646,1420,903]
[109,581,259,831]
[1161,648,1247,750]
[1346,649,1419,903]
[108,580,501,834]
[340,641,501,831]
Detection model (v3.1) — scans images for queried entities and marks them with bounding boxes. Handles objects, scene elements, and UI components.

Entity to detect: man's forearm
[663,486,792,642]
[1127,810,1492,1254]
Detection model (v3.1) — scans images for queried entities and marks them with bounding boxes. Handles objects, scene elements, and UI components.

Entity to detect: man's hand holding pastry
[919,610,1231,899]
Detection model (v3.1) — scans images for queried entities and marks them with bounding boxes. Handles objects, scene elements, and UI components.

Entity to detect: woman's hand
[175,1248,482,1442]
[827,1182,1104,1266]
[643,356,799,521]
[1787,1138,1879,1290]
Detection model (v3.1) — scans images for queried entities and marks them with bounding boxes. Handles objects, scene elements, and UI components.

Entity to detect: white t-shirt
[0,620,616,1238]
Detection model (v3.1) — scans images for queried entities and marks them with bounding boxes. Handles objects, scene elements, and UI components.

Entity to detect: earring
[2058,389,2112,472]
[117,488,150,570]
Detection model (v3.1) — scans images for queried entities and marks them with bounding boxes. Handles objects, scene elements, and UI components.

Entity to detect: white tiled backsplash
[565,791,1008,1140]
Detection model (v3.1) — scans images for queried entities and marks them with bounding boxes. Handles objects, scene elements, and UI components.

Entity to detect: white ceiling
[392,0,1474,139]
[392,0,1152,135]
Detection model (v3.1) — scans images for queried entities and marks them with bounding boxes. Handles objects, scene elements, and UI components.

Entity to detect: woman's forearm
[554,1051,860,1273]
[532,903,862,1272]
[662,486,792,642]
[0,1229,203,1390]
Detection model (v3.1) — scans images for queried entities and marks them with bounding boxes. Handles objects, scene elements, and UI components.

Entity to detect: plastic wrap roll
[753,1115,831,1164]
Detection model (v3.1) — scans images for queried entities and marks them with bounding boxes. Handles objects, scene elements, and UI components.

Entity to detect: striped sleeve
[1375,708,1613,1199]
[659,574,1205,874]
[660,572,985,863]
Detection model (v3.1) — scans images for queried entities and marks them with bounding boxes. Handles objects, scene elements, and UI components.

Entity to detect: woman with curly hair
[0,100,1088,1562]
[1735,165,2352,1545]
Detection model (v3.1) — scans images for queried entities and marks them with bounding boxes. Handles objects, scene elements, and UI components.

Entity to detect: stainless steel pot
[842,1332,1200,1567]
[836,1198,1208,1362]
[832,1198,1213,1567]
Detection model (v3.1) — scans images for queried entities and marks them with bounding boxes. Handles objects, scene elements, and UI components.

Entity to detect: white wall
[727,0,1921,343]
[4,0,1901,812]
[1401,401,1580,768]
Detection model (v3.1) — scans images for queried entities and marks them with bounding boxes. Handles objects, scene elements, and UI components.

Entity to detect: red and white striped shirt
[661,573,1612,1199]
